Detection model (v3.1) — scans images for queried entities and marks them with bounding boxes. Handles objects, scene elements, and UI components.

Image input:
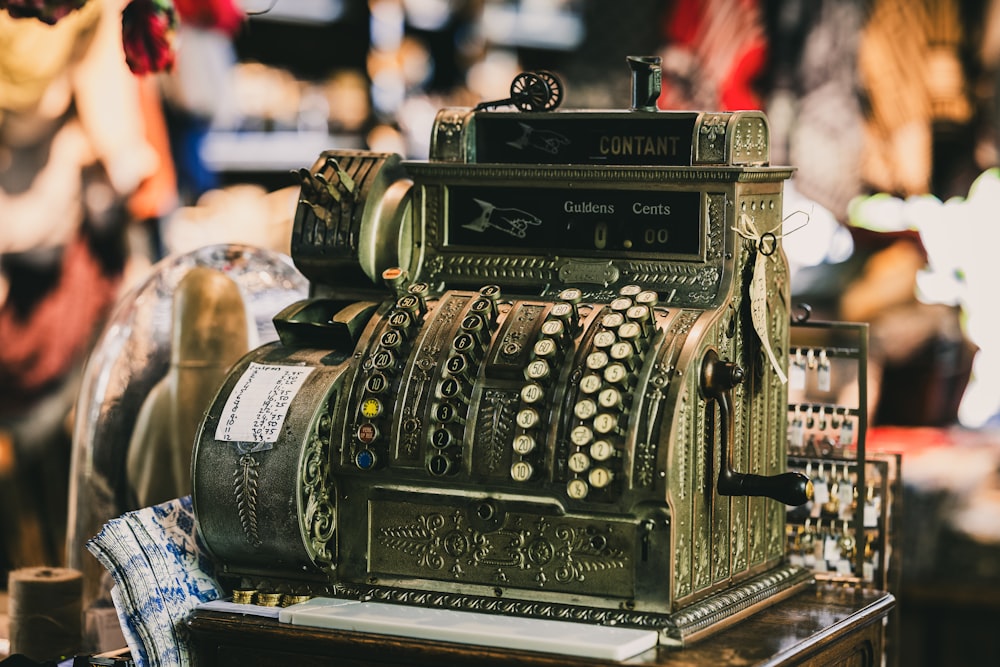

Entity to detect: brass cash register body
[192,92,811,644]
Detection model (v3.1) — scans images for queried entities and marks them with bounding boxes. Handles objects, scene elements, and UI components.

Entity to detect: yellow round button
[361,398,383,419]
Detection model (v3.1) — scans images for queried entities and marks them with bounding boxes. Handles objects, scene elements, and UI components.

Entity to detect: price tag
[788,417,804,450]
[839,418,855,446]
[864,501,878,528]
[812,477,830,505]
[789,360,806,390]
[823,535,841,562]
[215,363,314,444]
[817,363,831,392]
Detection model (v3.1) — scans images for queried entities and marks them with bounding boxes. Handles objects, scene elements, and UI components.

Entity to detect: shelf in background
[201,131,364,173]
[243,0,346,25]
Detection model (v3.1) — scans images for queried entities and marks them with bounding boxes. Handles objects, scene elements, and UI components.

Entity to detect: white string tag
[734,213,787,384]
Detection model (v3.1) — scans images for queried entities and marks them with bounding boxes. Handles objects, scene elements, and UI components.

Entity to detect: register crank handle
[701,349,813,506]
[718,470,814,507]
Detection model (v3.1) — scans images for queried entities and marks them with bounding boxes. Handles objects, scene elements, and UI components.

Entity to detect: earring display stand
[785,320,900,596]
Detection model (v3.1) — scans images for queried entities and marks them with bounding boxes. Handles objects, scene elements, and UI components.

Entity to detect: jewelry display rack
[785,320,900,595]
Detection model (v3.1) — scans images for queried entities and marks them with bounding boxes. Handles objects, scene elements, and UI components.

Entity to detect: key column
[511,288,582,484]
[428,285,503,476]
[564,285,659,500]
[354,282,428,470]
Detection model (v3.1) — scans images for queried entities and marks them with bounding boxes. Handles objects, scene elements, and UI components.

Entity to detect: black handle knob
[718,471,813,506]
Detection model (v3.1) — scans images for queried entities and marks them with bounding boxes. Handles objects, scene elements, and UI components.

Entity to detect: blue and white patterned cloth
[87,496,222,667]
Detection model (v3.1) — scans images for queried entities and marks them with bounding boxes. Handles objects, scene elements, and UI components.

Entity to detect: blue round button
[355,449,377,470]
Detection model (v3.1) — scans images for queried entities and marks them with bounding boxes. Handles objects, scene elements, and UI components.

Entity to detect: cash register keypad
[348,282,665,502]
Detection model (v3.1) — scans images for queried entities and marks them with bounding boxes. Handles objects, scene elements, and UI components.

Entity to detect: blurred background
[2,0,1000,665]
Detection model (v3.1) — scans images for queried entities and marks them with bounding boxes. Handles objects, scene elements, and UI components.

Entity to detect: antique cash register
[190,57,813,647]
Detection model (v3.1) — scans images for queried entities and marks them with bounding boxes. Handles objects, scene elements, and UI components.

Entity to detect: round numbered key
[568,452,591,473]
[597,387,623,410]
[460,313,487,337]
[626,304,650,322]
[380,329,404,349]
[574,398,597,420]
[610,297,632,312]
[618,284,642,297]
[586,351,609,370]
[618,321,642,342]
[469,297,495,317]
[601,312,625,329]
[395,293,425,319]
[558,287,583,303]
[540,319,565,338]
[366,373,389,393]
[439,376,462,398]
[516,408,541,429]
[479,284,502,299]
[525,359,551,381]
[520,382,545,404]
[593,330,617,349]
[590,439,615,461]
[636,290,659,306]
[603,362,628,384]
[609,341,635,362]
[593,413,619,435]
[580,373,603,394]
[512,433,537,455]
[453,332,477,353]
[533,338,558,359]
[428,453,455,476]
[550,302,574,320]
[430,428,453,449]
[446,353,470,377]
[570,425,594,446]
[511,460,534,482]
[588,466,614,488]
[435,402,460,423]
[387,310,413,329]
[372,349,396,370]
[566,478,589,499]
[408,282,430,297]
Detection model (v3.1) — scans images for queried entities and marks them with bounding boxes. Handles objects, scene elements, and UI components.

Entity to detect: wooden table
[186,584,893,667]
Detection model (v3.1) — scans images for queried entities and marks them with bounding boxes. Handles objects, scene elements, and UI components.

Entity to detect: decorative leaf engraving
[234,453,261,548]
[378,513,449,570]
[552,526,628,583]
[478,390,516,472]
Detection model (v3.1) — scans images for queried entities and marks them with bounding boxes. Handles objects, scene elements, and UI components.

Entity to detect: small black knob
[627,55,662,112]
